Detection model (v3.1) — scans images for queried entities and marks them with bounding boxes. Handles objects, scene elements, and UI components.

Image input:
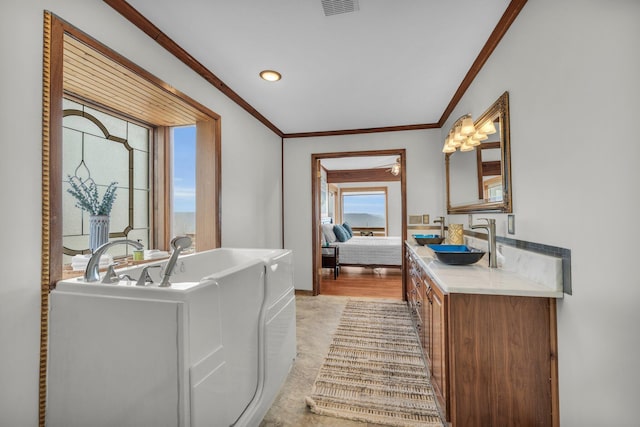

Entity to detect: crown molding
[104,0,528,137]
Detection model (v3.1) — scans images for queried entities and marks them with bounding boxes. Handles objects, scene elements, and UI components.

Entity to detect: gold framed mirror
[446,91,512,213]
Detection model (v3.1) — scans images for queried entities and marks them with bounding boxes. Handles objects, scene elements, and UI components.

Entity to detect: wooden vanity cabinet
[425,273,448,419]
[405,251,449,417]
[405,250,424,341]
[447,293,558,427]
[405,245,559,427]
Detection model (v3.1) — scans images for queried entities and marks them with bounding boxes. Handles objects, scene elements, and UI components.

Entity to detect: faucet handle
[101,264,119,284]
[136,265,162,287]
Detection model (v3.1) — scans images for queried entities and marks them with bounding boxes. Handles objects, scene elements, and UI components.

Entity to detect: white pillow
[322,223,337,243]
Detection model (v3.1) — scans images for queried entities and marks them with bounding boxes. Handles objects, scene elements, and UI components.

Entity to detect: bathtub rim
[54,257,265,299]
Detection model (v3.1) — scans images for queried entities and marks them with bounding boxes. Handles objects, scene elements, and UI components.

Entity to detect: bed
[333,236,402,267]
[321,222,402,268]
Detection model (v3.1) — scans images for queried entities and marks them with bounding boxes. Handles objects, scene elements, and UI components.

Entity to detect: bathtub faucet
[84,239,144,282]
[159,236,192,287]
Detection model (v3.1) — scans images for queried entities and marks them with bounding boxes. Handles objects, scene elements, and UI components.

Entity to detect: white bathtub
[47,248,296,427]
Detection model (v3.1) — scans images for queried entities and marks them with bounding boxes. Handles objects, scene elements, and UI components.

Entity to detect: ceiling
[63,34,211,127]
[117,0,514,135]
[321,155,397,170]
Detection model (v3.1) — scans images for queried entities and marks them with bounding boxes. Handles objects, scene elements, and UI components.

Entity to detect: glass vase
[89,215,110,252]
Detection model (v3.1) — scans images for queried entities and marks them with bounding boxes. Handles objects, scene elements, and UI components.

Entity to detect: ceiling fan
[381,157,401,176]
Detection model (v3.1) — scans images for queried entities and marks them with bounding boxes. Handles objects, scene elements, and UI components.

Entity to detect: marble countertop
[406,242,563,298]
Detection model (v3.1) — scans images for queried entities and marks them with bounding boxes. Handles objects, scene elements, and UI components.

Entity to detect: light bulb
[259,70,282,82]
[442,143,456,153]
[471,131,488,141]
[467,136,481,147]
[480,120,497,134]
[460,116,476,137]
[460,139,474,152]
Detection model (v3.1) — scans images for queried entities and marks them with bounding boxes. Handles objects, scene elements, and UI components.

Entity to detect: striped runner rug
[305,299,444,427]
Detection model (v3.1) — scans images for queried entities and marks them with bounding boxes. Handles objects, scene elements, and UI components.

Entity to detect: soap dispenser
[133,239,144,261]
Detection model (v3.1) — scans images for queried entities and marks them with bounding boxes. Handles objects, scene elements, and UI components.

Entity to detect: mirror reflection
[446,92,512,213]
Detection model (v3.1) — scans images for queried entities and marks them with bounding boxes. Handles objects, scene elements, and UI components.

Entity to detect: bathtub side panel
[237,250,296,426]
[47,293,185,427]
[264,290,297,402]
[189,261,266,426]
[187,283,222,366]
[264,250,294,306]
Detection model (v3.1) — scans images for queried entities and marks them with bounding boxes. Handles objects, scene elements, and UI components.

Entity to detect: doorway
[311,149,407,298]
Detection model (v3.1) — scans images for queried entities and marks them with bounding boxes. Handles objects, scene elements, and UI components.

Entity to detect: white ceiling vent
[321,0,360,16]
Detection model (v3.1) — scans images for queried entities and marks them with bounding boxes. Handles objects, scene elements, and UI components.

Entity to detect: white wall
[0,1,282,424]
[443,0,640,424]
[284,130,443,291]
[336,181,402,236]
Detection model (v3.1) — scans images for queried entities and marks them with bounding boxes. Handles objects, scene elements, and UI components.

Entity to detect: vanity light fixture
[259,70,282,82]
[442,113,497,153]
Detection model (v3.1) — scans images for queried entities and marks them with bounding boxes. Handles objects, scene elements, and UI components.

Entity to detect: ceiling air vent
[321,0,360,16]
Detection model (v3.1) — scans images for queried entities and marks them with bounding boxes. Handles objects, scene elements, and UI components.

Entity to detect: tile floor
[260,294,397,427]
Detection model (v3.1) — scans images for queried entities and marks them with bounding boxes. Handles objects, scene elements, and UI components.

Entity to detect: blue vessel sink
[413,234,444,245]
[427,244,485,265]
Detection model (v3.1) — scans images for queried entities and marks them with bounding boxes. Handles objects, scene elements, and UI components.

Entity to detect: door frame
[311,149,407,297]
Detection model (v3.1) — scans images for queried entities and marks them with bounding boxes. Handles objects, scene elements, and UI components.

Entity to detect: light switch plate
[508,214,515,234]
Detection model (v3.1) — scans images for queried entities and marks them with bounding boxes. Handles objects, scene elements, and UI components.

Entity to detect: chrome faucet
[470,218,497,268]
[433,216,445,238]
[159,236,192,287]
[84,239,144,282]
[136,265,162,287]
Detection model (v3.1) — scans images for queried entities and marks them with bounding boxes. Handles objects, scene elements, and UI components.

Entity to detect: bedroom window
[341,187,388,236]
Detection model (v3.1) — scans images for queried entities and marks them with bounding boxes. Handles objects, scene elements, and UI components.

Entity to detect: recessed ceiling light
[260,70,282,82]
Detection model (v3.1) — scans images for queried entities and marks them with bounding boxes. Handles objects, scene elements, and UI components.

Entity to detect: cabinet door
[427,279,450,419]
[411,266,423,339]
[448,294,555,427]
[405,251,414,303]
[422,275,432,364]
[430,283,448,418]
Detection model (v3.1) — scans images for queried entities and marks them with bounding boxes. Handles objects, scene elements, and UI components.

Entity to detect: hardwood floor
[320,266,403,299]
